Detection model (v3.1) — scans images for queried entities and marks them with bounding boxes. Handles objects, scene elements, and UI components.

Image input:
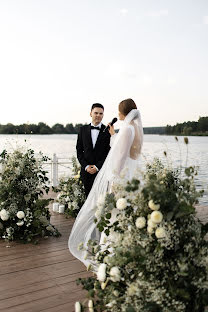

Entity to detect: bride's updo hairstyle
[119,98,137,116]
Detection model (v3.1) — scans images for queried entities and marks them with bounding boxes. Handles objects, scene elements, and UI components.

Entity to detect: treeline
[0,123,167,135]
[0,122,86,134]
[144,127,166,134]
[1,117,208,135]
[165,116,208,136]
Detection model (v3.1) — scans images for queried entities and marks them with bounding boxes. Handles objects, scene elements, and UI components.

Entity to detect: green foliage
[0,148,60,242]
[78,159,208,312]
[165,116,208,136]
[0,122,87,134]
[54,156,86,218]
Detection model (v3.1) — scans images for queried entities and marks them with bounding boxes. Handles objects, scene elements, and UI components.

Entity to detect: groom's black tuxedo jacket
[76,124,111,195]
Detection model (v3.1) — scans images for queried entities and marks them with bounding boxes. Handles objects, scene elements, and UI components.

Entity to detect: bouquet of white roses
[0,148,60,243]
[77,159,208,312]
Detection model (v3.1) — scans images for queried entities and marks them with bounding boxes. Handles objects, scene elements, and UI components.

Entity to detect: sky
[0,0,208,127]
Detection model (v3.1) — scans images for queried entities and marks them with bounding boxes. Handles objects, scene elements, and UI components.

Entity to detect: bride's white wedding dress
[68,109,143,267]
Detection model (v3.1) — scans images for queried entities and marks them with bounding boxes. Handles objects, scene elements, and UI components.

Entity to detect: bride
[68,98,143,267]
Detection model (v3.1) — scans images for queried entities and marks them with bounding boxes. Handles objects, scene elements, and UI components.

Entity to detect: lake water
[0,134,207,204]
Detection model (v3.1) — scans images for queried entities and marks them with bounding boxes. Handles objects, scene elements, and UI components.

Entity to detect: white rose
[17,211,25,219]
[16,220,24,226]
[155,227,166,238]
[0,209,9,221]
[116,198,127,210]
[75,301,81,312]
[135,217,146,229]
[147,219,157,228]
[148,200,160,211]
[110,266,121,282]
[150,211,163,224]
[147,226,154,234]
[97,263,107,282]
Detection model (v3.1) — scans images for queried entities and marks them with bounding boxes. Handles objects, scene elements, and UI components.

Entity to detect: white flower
[74,174,80,179]
[17,211,25,219]
[148,200,160,211]
[116,198,127,210]
[150,211,163,224]
[106,301,116,308]
[127,283,138,296]
[6,227,13,233]
[155,227,166,238]
[147,219,157,228]
[16,220,24,226]
[135,217,146,229]
[0,209,9,221]
[110,266,121,282]
[95,207,102,219]
[97,263,107,282]
[88,300,94,309]
[75,301,81,312]
[147,226,154,234]
[46,225,54,232]
[97,194,105,207]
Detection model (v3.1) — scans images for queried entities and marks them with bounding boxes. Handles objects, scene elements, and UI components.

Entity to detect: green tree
[65,123,76,134]
[52,123,66,134]
[38,122,52,134]
[198,117,208,132]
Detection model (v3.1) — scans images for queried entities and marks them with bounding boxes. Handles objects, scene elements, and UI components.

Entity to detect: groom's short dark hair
[91,103,104,111]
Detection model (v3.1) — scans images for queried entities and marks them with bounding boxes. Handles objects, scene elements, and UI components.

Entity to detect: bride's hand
[108,124,115,136]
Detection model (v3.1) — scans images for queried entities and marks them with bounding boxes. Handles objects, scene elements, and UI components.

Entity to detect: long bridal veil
[68,109,143,267]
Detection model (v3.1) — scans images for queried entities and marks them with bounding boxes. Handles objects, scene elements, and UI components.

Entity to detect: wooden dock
[0,199,207,312]
[0,209,90,312]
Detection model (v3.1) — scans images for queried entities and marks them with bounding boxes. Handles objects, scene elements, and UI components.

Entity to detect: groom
[76,103,111,196]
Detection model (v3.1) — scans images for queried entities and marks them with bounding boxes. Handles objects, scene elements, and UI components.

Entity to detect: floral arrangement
[76,158,208,312]
[54,156,86,217]
[0,148,60,243]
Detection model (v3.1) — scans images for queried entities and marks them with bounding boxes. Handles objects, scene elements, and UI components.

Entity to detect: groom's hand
[90,165,97,174]
[86,165,96,174]
[86,165,97,174]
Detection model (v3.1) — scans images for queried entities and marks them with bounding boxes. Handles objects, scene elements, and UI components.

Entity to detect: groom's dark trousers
[76,124,111,197]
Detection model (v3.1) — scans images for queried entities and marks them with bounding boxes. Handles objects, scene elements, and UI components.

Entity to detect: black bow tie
[91,126,100,130]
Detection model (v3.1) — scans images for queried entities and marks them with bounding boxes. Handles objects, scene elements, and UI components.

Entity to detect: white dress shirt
[85,122,102,172]
[91,122,102,148]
